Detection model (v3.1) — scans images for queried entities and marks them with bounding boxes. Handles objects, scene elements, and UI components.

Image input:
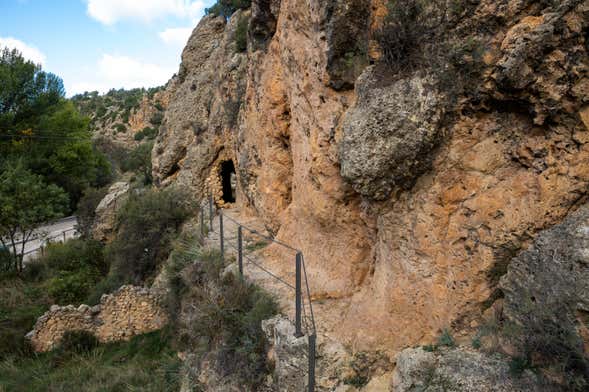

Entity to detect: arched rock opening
[220,160,236,203]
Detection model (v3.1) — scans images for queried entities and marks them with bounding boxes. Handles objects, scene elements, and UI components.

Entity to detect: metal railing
[200,194,317,392]
[22,228,79,257]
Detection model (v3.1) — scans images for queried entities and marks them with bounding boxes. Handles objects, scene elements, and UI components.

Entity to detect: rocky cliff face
[154,0,589,361]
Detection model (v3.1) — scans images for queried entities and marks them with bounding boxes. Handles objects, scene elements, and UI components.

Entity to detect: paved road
[19,216,79,261]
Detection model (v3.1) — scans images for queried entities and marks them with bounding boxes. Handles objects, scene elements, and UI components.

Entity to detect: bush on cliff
[105,187,194,287]
[205,0,251,18]
[168,242,279,389]
[120,142,154,185]
[235,14,249,52]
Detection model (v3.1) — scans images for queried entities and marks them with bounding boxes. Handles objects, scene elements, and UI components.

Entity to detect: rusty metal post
[237,225,243,275]
[295,252,303,337]
[209,194,213,231]
[219,213,224,260]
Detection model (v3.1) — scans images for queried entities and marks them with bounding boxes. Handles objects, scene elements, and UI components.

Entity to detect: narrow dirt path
[203,207,350,352]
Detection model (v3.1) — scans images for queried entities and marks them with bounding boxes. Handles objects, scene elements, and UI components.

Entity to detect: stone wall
[26,285,167,352]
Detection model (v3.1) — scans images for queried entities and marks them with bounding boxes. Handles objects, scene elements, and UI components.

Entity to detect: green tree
[0,162,68,272]
[0,48,113,208]
[205,0,251,18]
[122,142,154,185]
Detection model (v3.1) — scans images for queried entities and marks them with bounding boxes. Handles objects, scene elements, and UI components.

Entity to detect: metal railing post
[219,213,224,260]
[200,207,204,237]
[63,231,66,242]
[208,194,213,231]
[295,252,303,337]
[237,225,243,276]
[308,334,316,392]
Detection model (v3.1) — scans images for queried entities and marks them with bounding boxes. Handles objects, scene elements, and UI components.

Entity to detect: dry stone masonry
[26,285,167,352]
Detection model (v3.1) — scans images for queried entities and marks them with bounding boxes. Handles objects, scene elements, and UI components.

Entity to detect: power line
[0,134,90,141]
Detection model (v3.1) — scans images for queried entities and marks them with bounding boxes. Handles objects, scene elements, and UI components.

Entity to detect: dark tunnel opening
[220,160,236,203]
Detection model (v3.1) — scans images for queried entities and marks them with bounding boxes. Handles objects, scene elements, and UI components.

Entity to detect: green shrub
[95,105,107,118]
[134,126,157,142]
[40,239,107,305]
[437,329,456,348]
[59,330,99,354]
[205,0,251,18]
[150,111,163,126]
[0,277,50,358]
[122,108,131,124]
[172,243,278,389]
[85,272,124,305]
[114,123,127,133]
[343,351,390,388]
[134,130,145,141]
[106,187,194,285]
[235,15,249,52]
[46,270,96,305]
[42,239,107,275]
[120,142,154,184]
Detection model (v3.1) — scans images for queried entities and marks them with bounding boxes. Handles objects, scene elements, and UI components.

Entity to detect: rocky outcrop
[262,316,309,391]
[91,181,129,242]
[152,12,248,195]
[27,285,167,352]
[340,71,443,200]
[155,0,589,356]
[392,347,557,392]
[500,202,589,358]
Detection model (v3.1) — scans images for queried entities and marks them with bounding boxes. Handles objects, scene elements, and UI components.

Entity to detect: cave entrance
[220,160,236,203]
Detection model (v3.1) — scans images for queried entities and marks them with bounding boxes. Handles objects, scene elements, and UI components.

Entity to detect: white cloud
[86,0,206,25]
[0,37,46,66]
[67,54,174,96]
[159,27,193,46]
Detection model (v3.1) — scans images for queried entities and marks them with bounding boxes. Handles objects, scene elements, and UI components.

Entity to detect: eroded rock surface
[500,202,589,356]
[155,0,589,355]
[91,181,129,242]
[392,347,557,392]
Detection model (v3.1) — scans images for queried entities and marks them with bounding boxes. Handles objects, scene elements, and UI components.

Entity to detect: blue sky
[0,0,216,96]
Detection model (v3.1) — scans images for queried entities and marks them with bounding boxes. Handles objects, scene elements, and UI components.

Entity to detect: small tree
[121,142,154,185]
[0,162,68,272]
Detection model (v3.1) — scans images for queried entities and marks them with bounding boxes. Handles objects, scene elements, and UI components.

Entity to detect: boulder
[91,181,129,242]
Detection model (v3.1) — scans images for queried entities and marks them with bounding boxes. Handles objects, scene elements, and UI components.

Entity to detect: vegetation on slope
[0,328,181,392]
[205,0,251,18]
[166,239,279,390]
[71,87,164,131]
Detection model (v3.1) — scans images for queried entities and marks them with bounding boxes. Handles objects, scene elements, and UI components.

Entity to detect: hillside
[71,87,170,149]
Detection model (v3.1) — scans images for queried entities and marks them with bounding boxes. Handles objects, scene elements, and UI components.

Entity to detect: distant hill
[71,86,170,149]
